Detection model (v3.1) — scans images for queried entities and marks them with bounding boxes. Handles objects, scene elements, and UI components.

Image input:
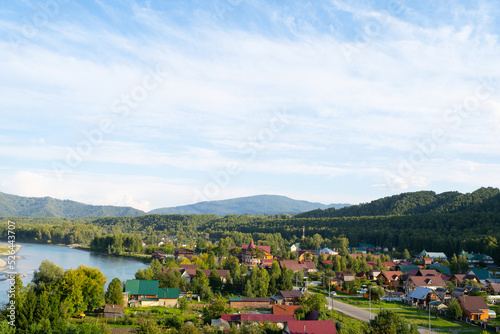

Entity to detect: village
[105,240,500,333]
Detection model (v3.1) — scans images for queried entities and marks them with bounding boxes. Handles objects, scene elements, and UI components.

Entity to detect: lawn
[372,307,494,333]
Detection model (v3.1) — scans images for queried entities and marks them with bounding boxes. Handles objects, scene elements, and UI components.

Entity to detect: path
[327,297,441,334]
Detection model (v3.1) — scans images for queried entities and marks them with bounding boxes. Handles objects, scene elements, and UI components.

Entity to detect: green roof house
[125,280,179,307]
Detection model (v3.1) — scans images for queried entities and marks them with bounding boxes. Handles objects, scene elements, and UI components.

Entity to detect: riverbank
[72,245,151,264]
[0,242,23,255]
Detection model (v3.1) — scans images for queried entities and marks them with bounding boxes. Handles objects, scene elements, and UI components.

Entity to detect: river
[0,243,149,305]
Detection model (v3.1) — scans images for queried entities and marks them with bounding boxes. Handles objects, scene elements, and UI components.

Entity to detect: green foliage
[368,310,418,334]
[178,297,189,313]
[33,260,65,291]
[204,297,232,321]
[105,277,124,305]
[447,298,463,319]
[136,318,162,334]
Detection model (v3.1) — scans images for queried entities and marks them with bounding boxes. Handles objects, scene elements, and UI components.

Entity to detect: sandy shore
[0,243,23,256]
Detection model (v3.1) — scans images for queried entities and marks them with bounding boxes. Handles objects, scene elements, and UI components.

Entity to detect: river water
[0,243,149,305]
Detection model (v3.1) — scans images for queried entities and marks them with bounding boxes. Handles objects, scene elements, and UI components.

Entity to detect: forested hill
[296,187,500,218]
[0,192,145,218]
[149,194,349,215]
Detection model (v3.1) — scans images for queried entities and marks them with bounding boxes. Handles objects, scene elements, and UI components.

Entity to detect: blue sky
[1,0,500,211]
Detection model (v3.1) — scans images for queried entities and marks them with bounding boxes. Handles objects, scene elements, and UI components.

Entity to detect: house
[467,269,492,284]
[221,314,294,329]
[241,241,273,267]
[380,271,403,289]
[283,320,337,334]
[279,290,303,305]
[174,248,195,260]
[457,296,490,321]
[103,304,124,319]
[272,304,301,315]
[290,243,300,252]
[152,250,167,261]
[451,286,481,299]
[487,283,500,295]
[449,274,480,287]
[368,270,381,280]
[317,248,337,257]
[299,250,317,261]
[419,250,447,261]
[407,287,432,306]
[228,297,272,309]
[125,280,179,307]
[459,250,495,267]
[405,275,446,295]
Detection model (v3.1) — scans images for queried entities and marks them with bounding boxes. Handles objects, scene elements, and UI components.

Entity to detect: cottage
[124,280,179,307]
[279,290,303,305]
[272,304,300,315]
[103,304,124,319]
[174,248,195,260]
[457,296,490,321]
[241,241,273,267]
[380,271,403,289]
[405,275,446,295]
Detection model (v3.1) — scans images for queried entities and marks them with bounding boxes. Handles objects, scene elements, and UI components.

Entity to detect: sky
[1,0,500,212]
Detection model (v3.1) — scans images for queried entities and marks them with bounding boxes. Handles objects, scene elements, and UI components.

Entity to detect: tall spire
[248,240,256,249]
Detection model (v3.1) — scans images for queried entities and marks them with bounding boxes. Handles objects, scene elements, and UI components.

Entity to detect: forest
[1,187,499,262]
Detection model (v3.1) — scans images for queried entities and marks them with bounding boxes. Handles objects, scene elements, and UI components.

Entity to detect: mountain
[295,187,500,218]
[0,192,145,218]
[148,195,349,215]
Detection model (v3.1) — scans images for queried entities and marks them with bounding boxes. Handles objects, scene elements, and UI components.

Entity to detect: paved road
[327,297,440,334]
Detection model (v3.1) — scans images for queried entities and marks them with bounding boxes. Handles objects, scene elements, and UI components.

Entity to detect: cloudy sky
[1,0,500,212]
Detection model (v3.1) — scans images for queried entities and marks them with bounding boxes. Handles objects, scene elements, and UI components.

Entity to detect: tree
[447,298,463,319]
[77,265,107,311]
[18,286,37,330]
[402,249,411,259]
[106,277,124,305]
[370,286,385,300]
[295,293,329,320]
[278,268,294,291]
[57,268,86,316]
[178,297,189,313]
[270,261,281,278]
[204,296,232,321]
[33,260,65,291]
[369,310,418,334]
[209,269,223,294]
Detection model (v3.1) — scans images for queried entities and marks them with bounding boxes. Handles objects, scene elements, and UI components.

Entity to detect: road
[327,297,440,334]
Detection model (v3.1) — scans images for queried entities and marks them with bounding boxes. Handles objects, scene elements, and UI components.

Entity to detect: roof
[381,271,403,282]
[417,270,440,277]
[408,287,432,300]
[489,283,500,293]
[280,260,304,272]
[318,248,334,253]
[285,320,337,334]
[407,275,446,288]
[222,314,295,322]
[280,290,303,298]
[301,261,317,270]
[125,280,159,296]
[228,297,271,303]
[435,266,451,275]
[180,264,199,270]
[426,252,447,259]
[242,241,271,254]
[469,269,491,280]
[306,310,320,321]
[158,288,179,299]
[398,264,420,274]
[458,296,489,314]
[382,262,397,268]
[359,243,375,249]
[272,305,301,315]
[104,304,124,314]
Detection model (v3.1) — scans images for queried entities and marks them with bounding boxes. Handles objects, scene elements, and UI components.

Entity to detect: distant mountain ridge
[149,195,349,216]
[296,187,500,218]
[0,192,348,218]
[0,192,145,218]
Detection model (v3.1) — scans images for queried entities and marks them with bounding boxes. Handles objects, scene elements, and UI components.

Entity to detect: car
[75,313,86,319]
[330,291,337,296]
